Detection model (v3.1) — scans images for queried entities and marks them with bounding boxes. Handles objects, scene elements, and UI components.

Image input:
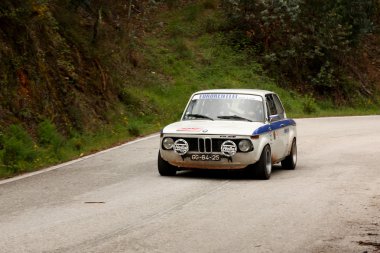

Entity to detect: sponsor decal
[221,140,237,157]
[176,128,202,132]
[173,139,189,155]
[193,94,262,101]
[199,94,238,99]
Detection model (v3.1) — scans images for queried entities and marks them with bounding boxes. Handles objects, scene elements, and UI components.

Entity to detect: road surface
[0,116,379,253]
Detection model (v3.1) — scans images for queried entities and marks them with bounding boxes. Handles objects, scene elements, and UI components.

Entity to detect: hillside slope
[0,1,141,132]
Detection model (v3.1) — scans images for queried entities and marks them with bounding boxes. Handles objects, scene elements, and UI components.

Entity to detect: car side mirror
[269,114,280,122]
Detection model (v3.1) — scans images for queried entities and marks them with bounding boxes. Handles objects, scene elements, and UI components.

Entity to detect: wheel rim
[265,147,272,174]
[292,141,297,165]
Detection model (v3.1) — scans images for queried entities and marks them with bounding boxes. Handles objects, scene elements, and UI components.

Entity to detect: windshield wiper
[185,114,214,121]
[217,115,253,122]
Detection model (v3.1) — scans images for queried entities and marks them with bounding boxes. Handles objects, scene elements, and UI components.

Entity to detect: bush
[119,88,141,107]
[128,121,141,137]
[2,125,37,171]
[37,120,64,151]
[302,95,318,114]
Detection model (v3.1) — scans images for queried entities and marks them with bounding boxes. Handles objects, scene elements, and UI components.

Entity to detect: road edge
[0,133,159,185]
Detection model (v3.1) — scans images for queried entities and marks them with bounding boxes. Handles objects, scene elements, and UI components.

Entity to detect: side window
[272,94,285,119]
[265,95,277,117]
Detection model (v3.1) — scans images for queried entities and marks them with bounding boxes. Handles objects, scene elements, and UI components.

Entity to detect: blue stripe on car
[252,119,296,135]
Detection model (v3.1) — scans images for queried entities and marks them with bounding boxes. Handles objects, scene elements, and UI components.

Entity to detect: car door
[272,94,290,159]
[265,94,287,161]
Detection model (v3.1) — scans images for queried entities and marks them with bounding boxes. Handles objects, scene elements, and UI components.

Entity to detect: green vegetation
[0,125,37,176]
[0,0,379,178]
[222,0,380,101]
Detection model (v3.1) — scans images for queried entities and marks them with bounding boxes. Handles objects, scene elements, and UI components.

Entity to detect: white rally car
[158,89,297,179]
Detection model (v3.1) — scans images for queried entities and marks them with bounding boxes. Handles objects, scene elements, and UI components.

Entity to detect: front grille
[198,138,212,153]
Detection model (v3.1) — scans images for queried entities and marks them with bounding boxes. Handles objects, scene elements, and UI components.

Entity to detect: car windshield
[183,93,265,122]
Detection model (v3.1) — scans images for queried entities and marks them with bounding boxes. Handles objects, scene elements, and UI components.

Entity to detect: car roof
[193,89,274,97]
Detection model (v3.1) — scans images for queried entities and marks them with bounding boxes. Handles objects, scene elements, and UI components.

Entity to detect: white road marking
[0,133,159,185]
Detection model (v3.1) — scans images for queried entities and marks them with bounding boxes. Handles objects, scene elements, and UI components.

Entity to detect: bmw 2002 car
[158,89,297,179]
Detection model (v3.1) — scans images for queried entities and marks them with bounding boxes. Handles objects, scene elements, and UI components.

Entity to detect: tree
[222,0,379,97]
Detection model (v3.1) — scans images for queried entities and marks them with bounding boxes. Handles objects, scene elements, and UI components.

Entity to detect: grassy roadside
[0,2,378,179]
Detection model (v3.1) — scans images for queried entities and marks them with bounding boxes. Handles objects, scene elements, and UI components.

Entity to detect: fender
[252,131,272,163]
[286,125,297,156]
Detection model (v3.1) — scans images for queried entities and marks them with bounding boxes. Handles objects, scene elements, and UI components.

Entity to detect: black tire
[256,145,272,180]
[281,139,297,170]
[158,152,177,176]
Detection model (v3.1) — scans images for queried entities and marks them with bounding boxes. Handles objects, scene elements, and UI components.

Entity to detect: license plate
[190,154,221,161]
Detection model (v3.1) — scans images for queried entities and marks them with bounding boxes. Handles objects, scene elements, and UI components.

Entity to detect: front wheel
[281,139,297,170]
[158,152,177,176]
[256,145,272,180]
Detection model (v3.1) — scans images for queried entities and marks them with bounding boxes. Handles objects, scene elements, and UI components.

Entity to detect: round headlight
[238,140,252,152]
[162,137,174,150]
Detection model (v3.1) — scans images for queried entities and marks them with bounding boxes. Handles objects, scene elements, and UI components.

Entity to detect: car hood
[162,120,265,136]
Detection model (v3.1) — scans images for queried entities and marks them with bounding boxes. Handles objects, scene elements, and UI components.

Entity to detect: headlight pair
[162,138,189,155]
[163,137,253,153]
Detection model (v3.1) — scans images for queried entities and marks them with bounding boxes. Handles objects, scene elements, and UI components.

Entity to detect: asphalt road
[0,116,380,253]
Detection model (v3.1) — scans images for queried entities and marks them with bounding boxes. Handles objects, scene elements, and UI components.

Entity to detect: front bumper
[160,150,259,170]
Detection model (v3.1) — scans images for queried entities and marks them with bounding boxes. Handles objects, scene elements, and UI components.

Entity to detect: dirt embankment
[0,0,155,134]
